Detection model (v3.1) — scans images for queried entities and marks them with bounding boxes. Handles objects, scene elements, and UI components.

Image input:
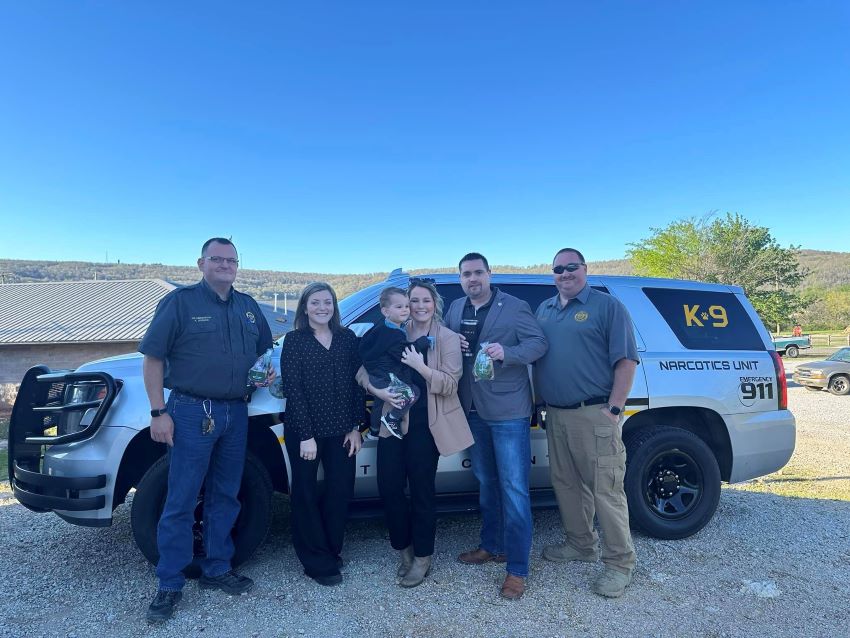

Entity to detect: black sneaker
[146,590,182,623]
[199,570,254,595]
[381,415,403,439]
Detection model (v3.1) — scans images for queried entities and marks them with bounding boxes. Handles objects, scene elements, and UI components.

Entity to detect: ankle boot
[400,555,431,588]
[397,546,414,578]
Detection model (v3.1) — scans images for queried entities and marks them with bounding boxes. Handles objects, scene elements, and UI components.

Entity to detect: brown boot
[457,548,507,565]
[500,574,525,600]
[397,546,414,578]
[400,556,431,588]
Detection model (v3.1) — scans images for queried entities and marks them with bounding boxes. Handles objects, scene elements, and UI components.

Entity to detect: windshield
[827,348,850,363]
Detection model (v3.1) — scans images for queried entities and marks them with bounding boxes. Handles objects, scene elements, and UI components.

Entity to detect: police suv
[8,271,795,571]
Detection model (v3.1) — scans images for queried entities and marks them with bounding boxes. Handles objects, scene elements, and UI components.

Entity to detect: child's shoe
[381,415,404,439]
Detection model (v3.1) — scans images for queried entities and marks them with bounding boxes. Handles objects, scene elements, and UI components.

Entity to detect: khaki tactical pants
[546,405,636,574]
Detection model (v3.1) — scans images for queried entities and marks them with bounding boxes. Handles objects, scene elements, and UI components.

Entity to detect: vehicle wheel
[785,345,799,358]
[828,375,850,396]
[131,453,273,577]
[625,426,721,540]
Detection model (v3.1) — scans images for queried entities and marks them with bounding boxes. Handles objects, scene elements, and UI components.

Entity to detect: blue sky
[1,1,848,274]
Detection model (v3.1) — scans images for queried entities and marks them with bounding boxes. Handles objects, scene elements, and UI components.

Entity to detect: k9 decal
[683,304,729,328]
[738,376,773,407]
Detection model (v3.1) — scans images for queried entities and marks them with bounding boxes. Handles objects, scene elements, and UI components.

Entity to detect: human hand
[458,333,469,352]
[600,406,621,426]
[372,386,404,409]
[484,342,505,361]
[343,430,362,457]
[401,345,425,373]
[150,413,174,447]
[300,438,318,461]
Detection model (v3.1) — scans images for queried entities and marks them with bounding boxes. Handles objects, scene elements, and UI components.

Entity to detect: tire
[828,375,850,396]
[785,345,799,358]
[131,452,273,578]
[625,426,721,540]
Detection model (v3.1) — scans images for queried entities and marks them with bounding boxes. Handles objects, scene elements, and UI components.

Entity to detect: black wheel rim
[832,377,848,393]
[642,448,704,520]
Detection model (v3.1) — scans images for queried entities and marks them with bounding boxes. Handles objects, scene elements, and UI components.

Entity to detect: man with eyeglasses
[139,237,274,622]
[534,247,639,599]
[445,252,547,600]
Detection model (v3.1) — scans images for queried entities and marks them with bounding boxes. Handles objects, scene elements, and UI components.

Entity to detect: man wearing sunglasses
[139,237,274,622]
[534,248,639,599]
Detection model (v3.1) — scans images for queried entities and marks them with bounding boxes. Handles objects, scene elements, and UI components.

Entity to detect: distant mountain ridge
[1,249,846,302]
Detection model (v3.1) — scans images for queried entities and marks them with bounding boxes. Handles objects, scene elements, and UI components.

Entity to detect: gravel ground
[1,368,848,638]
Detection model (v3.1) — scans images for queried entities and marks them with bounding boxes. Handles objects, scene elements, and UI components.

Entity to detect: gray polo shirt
[139,279,273,400]
[534,285,639,407]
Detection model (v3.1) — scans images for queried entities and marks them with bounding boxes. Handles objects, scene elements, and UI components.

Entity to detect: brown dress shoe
[500,574,525,600]
[457,548,507,565]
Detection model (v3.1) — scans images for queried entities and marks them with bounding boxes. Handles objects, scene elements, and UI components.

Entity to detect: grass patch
[729,465,850,501]
[0,417,8,440]
[0,449,7,482]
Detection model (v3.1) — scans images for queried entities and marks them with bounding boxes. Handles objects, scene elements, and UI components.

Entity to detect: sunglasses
[552,263,585,274]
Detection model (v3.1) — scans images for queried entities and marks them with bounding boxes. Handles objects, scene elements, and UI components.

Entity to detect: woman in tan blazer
[359,278,473,588]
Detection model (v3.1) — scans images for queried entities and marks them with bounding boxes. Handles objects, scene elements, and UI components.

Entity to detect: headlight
[807,370,826,378]
[58,382,107,436]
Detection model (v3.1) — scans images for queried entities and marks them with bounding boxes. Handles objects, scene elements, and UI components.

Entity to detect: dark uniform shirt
[534,285,640,407]
[139,279,273,400]
[280,327,365,441]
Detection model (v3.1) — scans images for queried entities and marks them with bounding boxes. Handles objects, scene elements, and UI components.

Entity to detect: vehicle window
[643,287,765,351]
[828,348,850,362]
[436,283,608,313]
[350,281,609,327]
[349,305,383,328]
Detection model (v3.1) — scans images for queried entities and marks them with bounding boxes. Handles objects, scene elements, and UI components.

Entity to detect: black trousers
[376,410,440,557]
[285,433,355,578]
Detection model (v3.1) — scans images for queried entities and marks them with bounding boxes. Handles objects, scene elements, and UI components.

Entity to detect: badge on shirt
[246,311,256,324]
[574,311,589,322]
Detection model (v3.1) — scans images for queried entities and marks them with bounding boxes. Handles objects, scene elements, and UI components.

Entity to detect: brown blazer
[356,322,474,457]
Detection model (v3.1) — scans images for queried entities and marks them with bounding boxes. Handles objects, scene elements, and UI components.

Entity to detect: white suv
[8,270,795,572]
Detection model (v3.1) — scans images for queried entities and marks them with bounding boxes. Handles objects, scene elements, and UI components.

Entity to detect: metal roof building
[0,279,176,345]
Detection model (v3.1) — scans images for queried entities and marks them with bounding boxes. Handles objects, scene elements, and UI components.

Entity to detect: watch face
[609,405,621,416]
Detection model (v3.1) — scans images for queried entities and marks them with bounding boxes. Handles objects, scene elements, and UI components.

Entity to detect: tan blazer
[356,322,474,457]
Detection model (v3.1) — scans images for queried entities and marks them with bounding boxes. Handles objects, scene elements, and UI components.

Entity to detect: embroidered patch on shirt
[192,315,213,323]
[246,311,256,323]
[574,311,589,322]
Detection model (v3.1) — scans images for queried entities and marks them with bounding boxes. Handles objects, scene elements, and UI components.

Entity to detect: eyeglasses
[552,263,585,274]
[206,256,239,265]
[409,277,436,287]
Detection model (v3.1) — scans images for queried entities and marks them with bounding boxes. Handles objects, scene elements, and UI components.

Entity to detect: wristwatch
[607,404,622,416]
[150,407,168,417]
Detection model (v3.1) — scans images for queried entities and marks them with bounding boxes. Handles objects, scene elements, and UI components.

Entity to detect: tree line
[2,218,848,332]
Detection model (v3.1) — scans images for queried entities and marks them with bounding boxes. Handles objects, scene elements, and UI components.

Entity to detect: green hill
[0,249,846,303]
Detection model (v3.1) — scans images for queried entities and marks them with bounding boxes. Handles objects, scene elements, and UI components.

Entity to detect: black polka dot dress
[280,327,365,441]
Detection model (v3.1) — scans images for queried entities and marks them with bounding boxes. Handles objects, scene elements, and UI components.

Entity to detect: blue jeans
[156,392,248,591]
[467,412,532,578]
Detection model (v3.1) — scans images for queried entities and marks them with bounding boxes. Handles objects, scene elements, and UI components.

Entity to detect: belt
[171,390,248,402]
[547,397,608,410]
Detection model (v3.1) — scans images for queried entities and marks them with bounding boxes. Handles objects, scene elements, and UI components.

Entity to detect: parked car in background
[793,347,850,395]
[772,335,811,358]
